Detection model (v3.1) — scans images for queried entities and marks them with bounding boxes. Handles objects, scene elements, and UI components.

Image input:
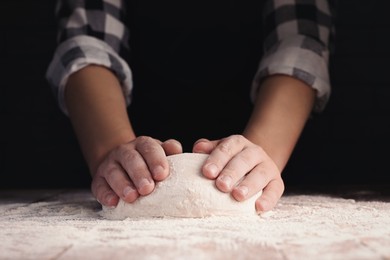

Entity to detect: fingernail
[256,200,268,214]
[153,165,165,179]
[237,185,249,197]
[166,139,181,147]
[206,163,218,178]
[138,178,152,189]
[123,186,135,198]
[137,178,154,195]
[105,193,116,207]
[218,175,232,189]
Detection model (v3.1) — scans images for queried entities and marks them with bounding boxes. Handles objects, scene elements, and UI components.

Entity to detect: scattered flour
[101,153,262,220]
[1,189,390,260]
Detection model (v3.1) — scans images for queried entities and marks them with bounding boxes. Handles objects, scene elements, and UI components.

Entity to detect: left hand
[193,134,284,213]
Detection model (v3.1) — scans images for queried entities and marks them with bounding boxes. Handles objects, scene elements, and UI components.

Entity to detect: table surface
[1,187,390,260]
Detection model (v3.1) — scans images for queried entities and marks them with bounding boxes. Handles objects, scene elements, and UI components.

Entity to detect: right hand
[91,136,182,207]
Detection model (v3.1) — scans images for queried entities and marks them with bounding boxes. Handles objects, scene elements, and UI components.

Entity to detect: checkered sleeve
[251,0,334,112]
[45,0,132,115]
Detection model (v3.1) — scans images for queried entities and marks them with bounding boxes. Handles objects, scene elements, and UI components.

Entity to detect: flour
[101,153,262,220]
[2,189,390,260]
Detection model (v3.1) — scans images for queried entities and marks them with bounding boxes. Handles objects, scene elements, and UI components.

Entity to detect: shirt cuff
[251,35,331,113]
[46,35,133,115]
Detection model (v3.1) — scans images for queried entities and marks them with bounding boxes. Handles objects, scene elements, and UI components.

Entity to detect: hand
[193,134,284,213]
[91,137,182,207]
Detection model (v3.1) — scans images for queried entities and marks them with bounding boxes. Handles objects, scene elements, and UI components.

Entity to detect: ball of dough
[101,153,262,219]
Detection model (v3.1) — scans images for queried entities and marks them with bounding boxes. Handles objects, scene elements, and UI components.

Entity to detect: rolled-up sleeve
[46,0,132,115]
[251,0,334,112]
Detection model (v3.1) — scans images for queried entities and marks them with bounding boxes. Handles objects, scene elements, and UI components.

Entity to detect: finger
[161,139,183,155]
[104,162,139,203]
[215,147,262,193]
[202,135,247,179]
[192,138,215,153]
[135,136,170,182]
[231,164,271,201]
[255,178,285,213]
[91,175,119,208]
[115,145,155,196]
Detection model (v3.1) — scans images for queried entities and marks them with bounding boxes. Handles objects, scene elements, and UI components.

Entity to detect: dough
[101,153,262,219]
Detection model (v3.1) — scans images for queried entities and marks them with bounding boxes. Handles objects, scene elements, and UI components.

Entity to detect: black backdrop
[1,1,390,189]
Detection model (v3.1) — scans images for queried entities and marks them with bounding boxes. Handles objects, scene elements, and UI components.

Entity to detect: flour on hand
[101,153,262,219]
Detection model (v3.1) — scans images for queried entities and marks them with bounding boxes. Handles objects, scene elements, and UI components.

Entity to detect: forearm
[243,75,316,172]
[65,65,135,175]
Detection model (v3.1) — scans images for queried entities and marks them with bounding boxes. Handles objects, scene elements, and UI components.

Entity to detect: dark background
[1,1,390,190]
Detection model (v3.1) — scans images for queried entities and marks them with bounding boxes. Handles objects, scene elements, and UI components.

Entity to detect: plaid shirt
[46,0,334,115]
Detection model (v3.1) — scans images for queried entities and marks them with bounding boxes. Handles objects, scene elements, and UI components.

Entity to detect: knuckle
[117,142,130,152]
[105,166,119,179]
[136,136,159,154]
[137,135,153,144]
[230,134,245,144]
[253,145,265,155]
[247,146,266,163]
[218,135,245,154]
[120,148,137,162]
[218,140,233,155]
